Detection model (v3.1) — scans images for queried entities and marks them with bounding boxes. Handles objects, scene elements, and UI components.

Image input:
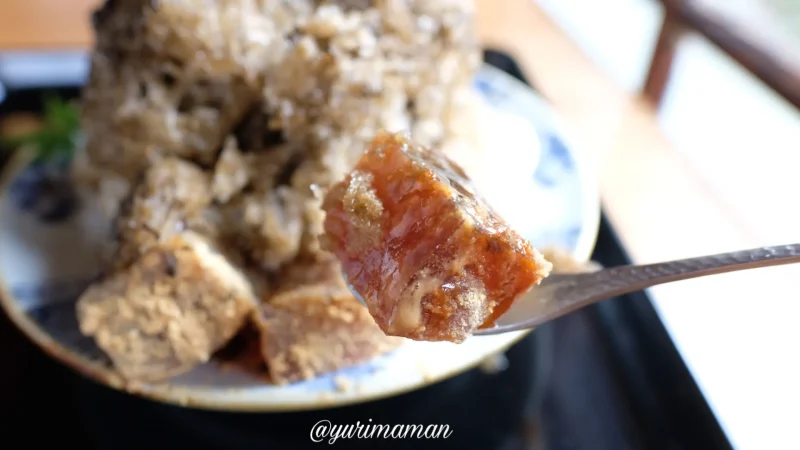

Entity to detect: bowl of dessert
[0,0,599,411]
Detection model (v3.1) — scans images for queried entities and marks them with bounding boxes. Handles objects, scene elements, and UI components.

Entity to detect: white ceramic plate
[0,64,600,412]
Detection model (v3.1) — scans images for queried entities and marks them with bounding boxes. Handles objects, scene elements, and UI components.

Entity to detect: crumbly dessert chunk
[211,137,250,203]
[80,50,257,182]
[78,0,263,189]
[261,0,481,257]
[76,232,259,381]
[112,157,214,268]
[76,0,480,265]
[137,0,296,81]
[216,186,306,271]
[254,257,402,384]
[323,132,552,343]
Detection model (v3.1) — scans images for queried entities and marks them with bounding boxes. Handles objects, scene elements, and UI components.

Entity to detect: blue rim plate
[0,64,600,411]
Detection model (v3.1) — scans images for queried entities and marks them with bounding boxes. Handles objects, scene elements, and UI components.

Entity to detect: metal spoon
[475,243,800,335]
[346,244,800,336]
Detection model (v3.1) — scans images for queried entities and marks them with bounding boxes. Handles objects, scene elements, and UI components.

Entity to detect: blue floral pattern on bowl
[10,160,79,223]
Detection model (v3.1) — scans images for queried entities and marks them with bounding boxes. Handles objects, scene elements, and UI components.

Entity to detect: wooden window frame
[643,0,800,110]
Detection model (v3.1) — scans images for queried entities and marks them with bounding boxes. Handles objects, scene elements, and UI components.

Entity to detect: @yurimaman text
[310,419,453,444]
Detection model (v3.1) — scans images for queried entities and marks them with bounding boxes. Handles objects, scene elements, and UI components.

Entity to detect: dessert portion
[254,257,403,384]
[77,232,259,381]
[322,132,553,343]
[111,157,214,270]
[72,0,482,383]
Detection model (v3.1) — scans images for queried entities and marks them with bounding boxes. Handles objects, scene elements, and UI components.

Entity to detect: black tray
[0,49,732,450]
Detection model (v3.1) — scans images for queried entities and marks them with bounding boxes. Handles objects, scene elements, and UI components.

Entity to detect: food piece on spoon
[322,132,552,343]
[76,232,259,382]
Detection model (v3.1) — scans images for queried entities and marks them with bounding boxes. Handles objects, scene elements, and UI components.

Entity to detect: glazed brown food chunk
[254,257,402,384]
[76,232,259,381]
[323,132,552,343]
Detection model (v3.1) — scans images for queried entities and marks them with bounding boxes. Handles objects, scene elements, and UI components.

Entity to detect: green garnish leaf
[1,93,81,164]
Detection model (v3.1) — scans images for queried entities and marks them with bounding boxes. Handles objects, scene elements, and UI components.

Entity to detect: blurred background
[1,1,798,449]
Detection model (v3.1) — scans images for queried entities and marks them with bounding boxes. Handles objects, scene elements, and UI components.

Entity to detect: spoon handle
[569,243,800,300]
[492,244,800,332]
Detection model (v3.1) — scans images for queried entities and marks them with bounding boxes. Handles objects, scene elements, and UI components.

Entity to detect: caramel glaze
[323,132,551,343]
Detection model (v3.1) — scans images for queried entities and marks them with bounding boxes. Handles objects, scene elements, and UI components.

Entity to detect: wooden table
[2,1,798,449]
[0,0,97,50]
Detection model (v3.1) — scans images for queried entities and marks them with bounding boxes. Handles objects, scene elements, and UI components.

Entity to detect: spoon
[346,244,800,336]
[475,243,800,335]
